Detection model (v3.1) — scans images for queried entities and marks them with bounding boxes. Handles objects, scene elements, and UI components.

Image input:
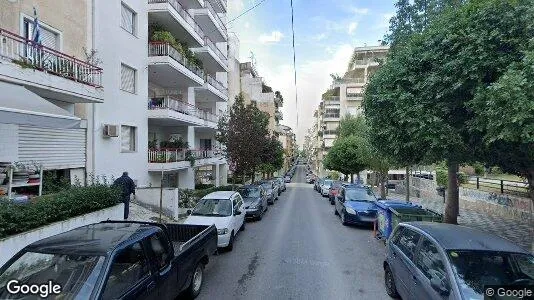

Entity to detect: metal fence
[468,177,530,198]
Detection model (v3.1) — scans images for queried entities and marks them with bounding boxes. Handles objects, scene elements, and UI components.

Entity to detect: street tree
[323,135,369,183]
[217,93,270,182]
[364,0,532,223]
[259,135,284,178]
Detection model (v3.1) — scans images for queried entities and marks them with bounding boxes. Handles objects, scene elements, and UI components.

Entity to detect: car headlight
[217,228,228,235]
[345,207,357,215]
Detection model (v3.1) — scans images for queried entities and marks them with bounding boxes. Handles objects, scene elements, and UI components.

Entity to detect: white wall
[90,0,149,186]
[0,124,19,162]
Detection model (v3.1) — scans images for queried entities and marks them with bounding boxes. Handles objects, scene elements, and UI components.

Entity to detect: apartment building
[0,0,101,189]
[276,124,297,171]
[308,45,389,177]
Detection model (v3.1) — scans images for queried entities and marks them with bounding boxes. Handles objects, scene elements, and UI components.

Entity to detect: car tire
[227,231,235,251]
[384,265,400,298]
[341,212,348,226]
[187,262,204,298]
[240,221,246,231]
[257,210,263,221]
[334,208,339,215]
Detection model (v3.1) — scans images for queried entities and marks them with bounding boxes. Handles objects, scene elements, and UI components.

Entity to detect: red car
[328,181,343,205]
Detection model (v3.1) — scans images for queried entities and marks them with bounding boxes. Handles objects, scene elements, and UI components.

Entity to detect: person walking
[113,171,136,220]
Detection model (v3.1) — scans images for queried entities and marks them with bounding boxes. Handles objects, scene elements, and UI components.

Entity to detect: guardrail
[148,0,205,40]
[0,28,103,87]
[468,177,530,198]
[206,74,228,95]
[148,42,205,79]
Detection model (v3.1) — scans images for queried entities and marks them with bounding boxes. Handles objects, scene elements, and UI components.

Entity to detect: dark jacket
[113,175,136,196]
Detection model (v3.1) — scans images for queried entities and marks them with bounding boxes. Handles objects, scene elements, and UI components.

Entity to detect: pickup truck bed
[165,223,217,255]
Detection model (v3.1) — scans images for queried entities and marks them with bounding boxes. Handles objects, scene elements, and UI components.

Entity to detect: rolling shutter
[121,64,136,93]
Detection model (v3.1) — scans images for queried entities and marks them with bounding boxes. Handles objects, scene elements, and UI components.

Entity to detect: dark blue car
[334,186,378,226]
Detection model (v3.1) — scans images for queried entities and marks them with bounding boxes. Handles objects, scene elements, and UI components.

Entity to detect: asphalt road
[196,165,390,300]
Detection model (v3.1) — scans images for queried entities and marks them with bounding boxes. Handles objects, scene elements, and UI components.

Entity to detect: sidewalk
[387,192,533,253]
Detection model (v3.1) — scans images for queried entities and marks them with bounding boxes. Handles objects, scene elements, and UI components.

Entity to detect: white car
[184,191,246,250]
[320,180,333,197]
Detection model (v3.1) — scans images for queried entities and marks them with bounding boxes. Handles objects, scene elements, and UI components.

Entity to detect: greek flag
[31,7,41,45]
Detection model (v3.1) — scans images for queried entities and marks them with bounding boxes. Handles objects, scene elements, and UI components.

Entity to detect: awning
[0,81,80,129]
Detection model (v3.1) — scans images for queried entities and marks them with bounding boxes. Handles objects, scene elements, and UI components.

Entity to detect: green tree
[217,93,270,182]
[365,0,532,223]
[259,135,284,178]
[324,135,369,183]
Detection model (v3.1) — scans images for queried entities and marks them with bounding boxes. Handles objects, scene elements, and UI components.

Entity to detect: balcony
[207,0,227,13]
[148,148,224,171]
[148,96,210,126]
[0,28,103,103]
[195,74,228,102]
[148,42,204,88]
[191,37,227,73]
[148,0,205,47]
[190,1,228,42]
[324,100,340,107]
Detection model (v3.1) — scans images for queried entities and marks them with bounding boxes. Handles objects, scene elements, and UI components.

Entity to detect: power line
[290,0,299,129]
[228,0,269,24]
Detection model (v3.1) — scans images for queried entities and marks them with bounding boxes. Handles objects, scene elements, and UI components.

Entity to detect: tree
[364,0,532,223]
[470,49,534,200]
[217,93,270,182]
[259,135,284,178]
[324,135,369,183]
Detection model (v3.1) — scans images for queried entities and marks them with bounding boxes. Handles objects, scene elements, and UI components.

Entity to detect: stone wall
[396,176,533,222]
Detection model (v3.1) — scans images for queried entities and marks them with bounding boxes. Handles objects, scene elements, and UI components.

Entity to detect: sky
[227,0,396,147]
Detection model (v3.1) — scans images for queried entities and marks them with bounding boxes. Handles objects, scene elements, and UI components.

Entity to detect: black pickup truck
[0,221,217,299]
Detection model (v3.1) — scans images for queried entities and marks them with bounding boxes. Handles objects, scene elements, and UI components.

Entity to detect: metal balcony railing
[324,100,340,106]
[323,96,340,101]
[148,148,222,163]
[0,28,103,87]
[204,0,227,34]
[148,42,205,79]
[204,37,227,62]
[206,74,228,95]
[148,0,205,40]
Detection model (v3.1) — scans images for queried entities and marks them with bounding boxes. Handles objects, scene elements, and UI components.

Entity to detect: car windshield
[191,199,232,217]
[323,180,333,187]
[0,252,105,299]
[448,251,534,299]
[261,183,272,190]
[238,187,261,199]
[345,188,376,202]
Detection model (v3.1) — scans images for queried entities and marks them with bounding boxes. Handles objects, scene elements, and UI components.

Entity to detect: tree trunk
[351,173,354,183]
[380,173,387,199]
[242,174,245,185]
[251,169,255,183]
[444,161,459,224]
[405,167,410,202]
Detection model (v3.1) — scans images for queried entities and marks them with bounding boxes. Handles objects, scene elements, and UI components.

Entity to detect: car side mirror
[187,209,192,215]
[430,277,450,296]
[234,210,242,215]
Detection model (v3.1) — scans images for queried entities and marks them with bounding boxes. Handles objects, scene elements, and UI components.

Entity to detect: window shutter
[121,126,131,151]
[121,4,135,34]
[121,64,136,93]
[41,27,58,50]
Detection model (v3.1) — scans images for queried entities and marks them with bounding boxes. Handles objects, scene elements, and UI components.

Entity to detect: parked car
[334,186,378,225]
[275,177,287,192]
[328,181,343,204]
[184,191,246,250]
[259,181,278,204]
[314,178,324,192]
[270,179,282,196]
[284,175,292,183]
[320,179,333,197]
[384,222,534,300]
[0,221,217,299]
[237,185,268,221]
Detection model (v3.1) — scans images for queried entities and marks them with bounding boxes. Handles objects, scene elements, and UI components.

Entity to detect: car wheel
[188,262,204,298]
[384,265,399,298]
[240,221,246,231]
[334,208,339,215]
[227,231,235,251]
[257,210,263,221]
[341,212,348,226]
[329,197,334,205]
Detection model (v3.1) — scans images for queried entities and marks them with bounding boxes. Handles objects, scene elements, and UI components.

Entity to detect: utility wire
[228,0,269,24]
[290,0,299,129]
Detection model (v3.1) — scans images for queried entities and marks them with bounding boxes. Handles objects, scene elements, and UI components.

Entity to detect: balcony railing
[323,96,340,101]
[148,96,219,123]
[205,0,227,34]
[323,130,338,135]
[0,28,103,87]
[204,37,227,62]
[148,148,222,163]
[148,42,205,79]
[211,0,227,11]
[324,100,340,106]
[206,74,228,95]
[324,114,340,119]
[148,0,205,40]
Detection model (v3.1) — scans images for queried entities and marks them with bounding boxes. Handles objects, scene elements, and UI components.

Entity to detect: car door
[146,232,177,298]
[236,194,246,226]
[389,227,422,300]
[100,241,158,300]
[231,196,239,234]
[413,237,452,300]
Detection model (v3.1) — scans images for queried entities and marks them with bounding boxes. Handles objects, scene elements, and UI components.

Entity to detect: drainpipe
[90,0,96,183]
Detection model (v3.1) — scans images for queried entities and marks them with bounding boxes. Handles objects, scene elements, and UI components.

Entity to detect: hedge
[0,185,121,239]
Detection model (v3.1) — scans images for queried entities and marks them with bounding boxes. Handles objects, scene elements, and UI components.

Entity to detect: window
[121,125,137,152]
[102,242,150,299]
[23,18,60,50]
[121,3,137,35]
[149,234,170,270]
[415,238,447,282]
[121,64,136,93]
[395,228,421,261]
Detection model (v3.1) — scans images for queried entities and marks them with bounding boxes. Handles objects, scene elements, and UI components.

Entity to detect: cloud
[228,0,245,16]
[350,7,370,15]
[312,33,327,41]
[348,22,358,35]
[258,31,284,44]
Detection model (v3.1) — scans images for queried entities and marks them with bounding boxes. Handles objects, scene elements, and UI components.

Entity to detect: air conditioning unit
[103,124,119,137]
